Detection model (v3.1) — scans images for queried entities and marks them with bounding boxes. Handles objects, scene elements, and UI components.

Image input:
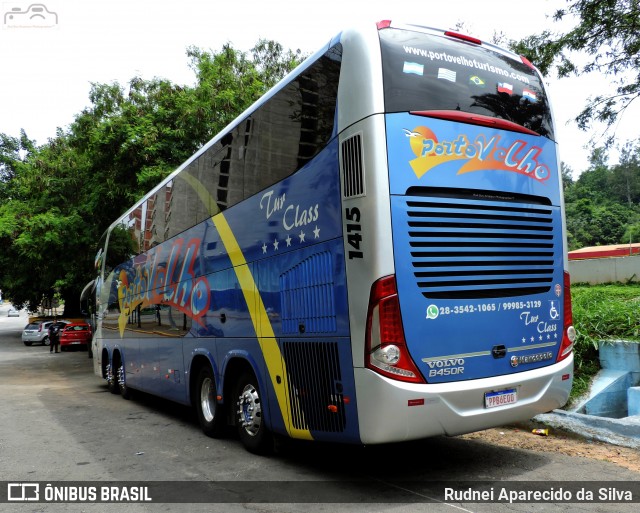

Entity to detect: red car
[59,323,92,350]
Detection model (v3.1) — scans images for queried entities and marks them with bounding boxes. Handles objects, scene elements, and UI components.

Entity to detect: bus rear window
[379,28,554,139]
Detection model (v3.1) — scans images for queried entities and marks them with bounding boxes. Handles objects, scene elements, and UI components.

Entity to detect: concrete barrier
[568,254,640,284]
[629,387,640,417]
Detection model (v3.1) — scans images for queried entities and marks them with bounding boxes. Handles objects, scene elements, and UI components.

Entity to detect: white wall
[569,255,640,284]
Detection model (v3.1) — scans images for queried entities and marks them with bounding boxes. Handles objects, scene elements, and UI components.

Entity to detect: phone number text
[437,300,542,316]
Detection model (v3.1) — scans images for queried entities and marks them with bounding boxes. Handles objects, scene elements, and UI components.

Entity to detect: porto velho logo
[405,126,550,182]
[116,237,210,336]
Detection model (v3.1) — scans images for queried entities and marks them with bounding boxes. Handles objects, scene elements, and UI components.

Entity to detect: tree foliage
[0,41,302,314]
[512,0,640,135]
[564,141,640,250]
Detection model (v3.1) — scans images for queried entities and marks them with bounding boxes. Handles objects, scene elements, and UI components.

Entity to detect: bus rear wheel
[106,363,119,395]
[235,371,272,454]
[117,363,131,400]
[195,366,226,438]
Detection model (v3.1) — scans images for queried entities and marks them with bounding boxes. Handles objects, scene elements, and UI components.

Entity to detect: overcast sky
[0,0,636,176]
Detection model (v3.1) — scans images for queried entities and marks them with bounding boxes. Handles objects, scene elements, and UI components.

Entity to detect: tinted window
[379,29,554,139]
[242,44,342,198]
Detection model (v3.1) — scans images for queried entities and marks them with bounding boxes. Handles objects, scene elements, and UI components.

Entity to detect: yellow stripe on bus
[180,172,312,441]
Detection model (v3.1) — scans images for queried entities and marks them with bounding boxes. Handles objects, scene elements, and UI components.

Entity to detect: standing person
[49,322,61,353]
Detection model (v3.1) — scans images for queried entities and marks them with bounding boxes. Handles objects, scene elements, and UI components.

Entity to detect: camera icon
[3,3,58,28]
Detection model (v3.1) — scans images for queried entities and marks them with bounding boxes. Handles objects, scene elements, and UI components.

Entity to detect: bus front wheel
[195,366,226,438]
[235,371,272,454]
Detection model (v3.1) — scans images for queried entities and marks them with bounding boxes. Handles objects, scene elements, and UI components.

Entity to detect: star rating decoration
[258,223,325,254]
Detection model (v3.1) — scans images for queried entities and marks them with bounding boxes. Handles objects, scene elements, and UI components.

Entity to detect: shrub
[569,283,640,400]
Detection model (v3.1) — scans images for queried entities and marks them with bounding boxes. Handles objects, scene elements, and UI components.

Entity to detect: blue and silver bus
[92,21,575,453]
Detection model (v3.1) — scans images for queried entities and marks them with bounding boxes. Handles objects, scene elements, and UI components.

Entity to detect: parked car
[59,323,92,350]
[7,308,20,317]
[22,320,69,346]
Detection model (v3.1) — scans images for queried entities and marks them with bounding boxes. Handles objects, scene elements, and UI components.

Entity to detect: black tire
[107,361,119,395]
[234,371,272,454]
[195,366,226,437]
[24,341,32,346]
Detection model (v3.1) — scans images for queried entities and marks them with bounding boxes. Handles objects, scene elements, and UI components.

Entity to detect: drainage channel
[534,341,640,449]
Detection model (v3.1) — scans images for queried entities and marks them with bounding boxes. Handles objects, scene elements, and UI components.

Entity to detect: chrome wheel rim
[117,365,126,391]
[200,377,215,423]
[238,383,261,437]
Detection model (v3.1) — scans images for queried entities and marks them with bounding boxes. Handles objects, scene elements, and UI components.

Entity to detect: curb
[534,409,640,450]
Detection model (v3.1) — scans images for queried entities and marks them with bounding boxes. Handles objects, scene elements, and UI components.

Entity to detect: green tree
[563,140,640,249]
[0,41,302,315]
[609,140,640,206]
[512,0,640,135]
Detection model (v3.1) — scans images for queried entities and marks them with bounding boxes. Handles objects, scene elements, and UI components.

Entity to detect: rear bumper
[22,335,45,342]
[354,354,573,444]
[60,340,89,346]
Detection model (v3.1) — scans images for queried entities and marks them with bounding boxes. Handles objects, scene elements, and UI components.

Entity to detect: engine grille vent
[340,133,365,198]
[282,341,346,432]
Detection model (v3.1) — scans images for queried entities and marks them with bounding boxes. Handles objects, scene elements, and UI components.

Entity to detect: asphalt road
[0,303,638,513]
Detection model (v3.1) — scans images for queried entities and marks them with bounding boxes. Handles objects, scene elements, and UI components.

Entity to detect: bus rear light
[444,31,482,45]
[377,20,392,30]
[410,110,539,136]
[520,55,536,70]
[365,276,425,383]
[557,271,575,362]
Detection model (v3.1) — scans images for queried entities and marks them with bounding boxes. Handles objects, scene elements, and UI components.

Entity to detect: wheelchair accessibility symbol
[549,301,559,320]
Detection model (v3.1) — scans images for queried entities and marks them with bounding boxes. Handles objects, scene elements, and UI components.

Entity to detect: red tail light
[365,276,425,383]
[410,110,539,136]
[444,31,482,45]
[520,55,535,70]
[557,271,575,362]
[377,20,392,30]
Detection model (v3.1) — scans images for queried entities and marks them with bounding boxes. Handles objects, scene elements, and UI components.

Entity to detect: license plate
[484,388,517,408]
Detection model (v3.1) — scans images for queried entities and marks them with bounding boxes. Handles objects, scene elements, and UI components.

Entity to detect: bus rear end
[346,23,574,443]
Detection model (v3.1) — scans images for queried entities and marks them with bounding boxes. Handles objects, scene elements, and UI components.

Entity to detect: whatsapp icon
[426,304,439,320]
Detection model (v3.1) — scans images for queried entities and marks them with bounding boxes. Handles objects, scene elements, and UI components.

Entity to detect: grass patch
[569,283,640,401]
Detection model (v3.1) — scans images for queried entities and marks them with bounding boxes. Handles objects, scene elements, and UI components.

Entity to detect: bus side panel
[254,240,360,443]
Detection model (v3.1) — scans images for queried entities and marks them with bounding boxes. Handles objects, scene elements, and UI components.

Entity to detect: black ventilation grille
[340,133,365,198]
[282,341,346,433]
[405,188,557,299]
